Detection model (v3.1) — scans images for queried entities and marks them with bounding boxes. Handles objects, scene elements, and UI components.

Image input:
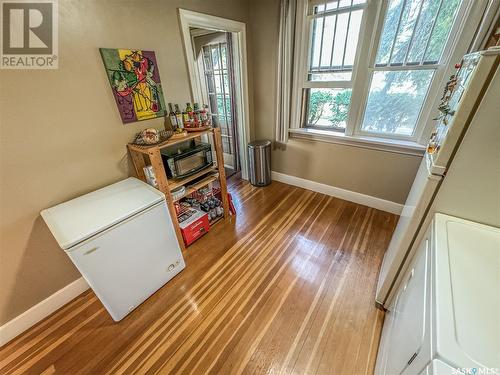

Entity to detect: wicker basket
[132,129,173,146]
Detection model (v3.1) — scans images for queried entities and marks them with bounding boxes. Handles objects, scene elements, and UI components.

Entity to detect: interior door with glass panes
[195,32,239,177]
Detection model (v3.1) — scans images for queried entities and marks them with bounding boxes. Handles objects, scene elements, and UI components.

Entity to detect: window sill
[288,128,426,156]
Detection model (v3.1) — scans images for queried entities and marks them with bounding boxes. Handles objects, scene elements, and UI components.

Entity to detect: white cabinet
[375,226,432,375]
[375,214,500,375]
[418,360,456,375]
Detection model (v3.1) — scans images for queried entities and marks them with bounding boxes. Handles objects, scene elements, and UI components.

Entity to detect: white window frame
[291,0,371,130]
[290,0,489,153]
[354,0,473,143]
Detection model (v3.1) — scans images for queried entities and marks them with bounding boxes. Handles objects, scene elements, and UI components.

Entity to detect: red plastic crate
[178,209,210,246]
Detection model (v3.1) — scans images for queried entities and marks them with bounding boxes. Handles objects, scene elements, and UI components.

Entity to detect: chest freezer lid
[41,178,164,250]
[434,213,500,371]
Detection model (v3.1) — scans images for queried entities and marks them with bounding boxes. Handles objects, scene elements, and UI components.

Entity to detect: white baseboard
[0,277,89,347]
[271,171,404,215]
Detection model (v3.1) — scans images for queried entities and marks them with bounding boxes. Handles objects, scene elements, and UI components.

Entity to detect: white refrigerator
[376,47,500,306]
[41,177,185,321]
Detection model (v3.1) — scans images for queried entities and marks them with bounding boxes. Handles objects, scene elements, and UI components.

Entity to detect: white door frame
[178,9,250,180]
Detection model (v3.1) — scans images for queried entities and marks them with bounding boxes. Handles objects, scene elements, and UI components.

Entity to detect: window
[201,43,234,156]
[303,0,367,130]
[360,0,461,137]
[294,0,468,145]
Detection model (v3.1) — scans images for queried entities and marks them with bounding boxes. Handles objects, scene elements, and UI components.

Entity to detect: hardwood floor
[0,179,397,375]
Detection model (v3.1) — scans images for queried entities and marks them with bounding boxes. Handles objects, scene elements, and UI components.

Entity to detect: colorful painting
[100,48,167,123]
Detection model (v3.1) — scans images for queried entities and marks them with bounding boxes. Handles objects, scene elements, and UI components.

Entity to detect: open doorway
[192,30,240,178]
[178,9,250,181]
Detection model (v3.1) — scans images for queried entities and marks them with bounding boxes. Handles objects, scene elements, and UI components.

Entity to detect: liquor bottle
[203,104,212,126]
[200,104,208,124]
[193,103,201,127]
[185,102,193,128]
[174,104,183,129]
[182,110,189,128]
[168,103,177,129]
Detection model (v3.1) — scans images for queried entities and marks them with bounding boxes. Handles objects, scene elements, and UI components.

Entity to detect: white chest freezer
[41,177,185,321]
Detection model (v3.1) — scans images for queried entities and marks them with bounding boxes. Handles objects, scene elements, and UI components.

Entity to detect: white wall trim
[271,171,404,215]
[289,128,426,157]
[0,277,88,347]
[178,8,250,181]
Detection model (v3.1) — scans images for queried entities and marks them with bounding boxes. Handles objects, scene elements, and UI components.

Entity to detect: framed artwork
[100,48,167,123]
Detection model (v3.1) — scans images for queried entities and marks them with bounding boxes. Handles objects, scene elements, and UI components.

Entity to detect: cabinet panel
[376,226,432,375]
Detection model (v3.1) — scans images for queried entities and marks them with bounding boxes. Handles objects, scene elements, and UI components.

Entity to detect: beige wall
[248,0,422,204]
[0,0,250,325]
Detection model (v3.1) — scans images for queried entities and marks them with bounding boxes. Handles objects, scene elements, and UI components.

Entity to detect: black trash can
[248,140,271,186]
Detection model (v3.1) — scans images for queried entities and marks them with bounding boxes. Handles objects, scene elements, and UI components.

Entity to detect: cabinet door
[381,228,432,374]
[427,360,456,375]
[375,289,400,375]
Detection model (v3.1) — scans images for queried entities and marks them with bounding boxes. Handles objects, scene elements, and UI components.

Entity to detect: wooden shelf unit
[168,167,218,191]
[172,173,220,202]
[127,127,229,250]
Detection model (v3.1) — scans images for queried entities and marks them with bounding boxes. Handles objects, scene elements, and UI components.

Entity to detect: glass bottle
[174,104,183,129]
[185,103,193,128]
[193,103,201,126]
[203,104,212,126]
[168,103,177,129]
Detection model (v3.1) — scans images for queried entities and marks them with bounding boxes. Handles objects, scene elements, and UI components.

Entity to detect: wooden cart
[127,127,229,251]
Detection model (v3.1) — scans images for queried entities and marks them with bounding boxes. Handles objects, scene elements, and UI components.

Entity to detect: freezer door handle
[83,247,99,255]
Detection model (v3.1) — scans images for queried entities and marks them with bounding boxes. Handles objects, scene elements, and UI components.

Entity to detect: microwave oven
[160,142,213,179]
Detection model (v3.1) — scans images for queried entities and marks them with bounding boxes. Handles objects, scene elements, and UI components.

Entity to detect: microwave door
[175,151,210,178]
